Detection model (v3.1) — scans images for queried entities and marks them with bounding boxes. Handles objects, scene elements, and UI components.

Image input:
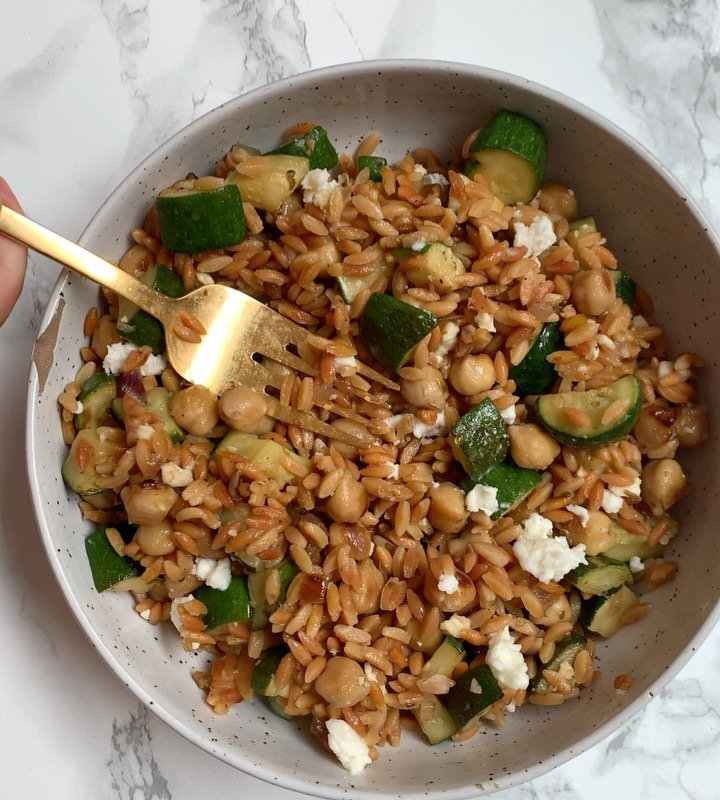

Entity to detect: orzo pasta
[60,111,707,774]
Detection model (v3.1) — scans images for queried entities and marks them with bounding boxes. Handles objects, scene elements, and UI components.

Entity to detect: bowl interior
[27,61,720,799]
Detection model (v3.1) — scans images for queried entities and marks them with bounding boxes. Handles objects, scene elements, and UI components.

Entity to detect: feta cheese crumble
[475,311,496,333]
[161,462,195,488]
[170,595,195,631]
[629,556,645,573]
[465,483,499,516]
[135,424,156,441]
[440,614,472,637]
[513,215,557,257]
[193,557,232,591]
[325,719,372,775]
[412,411,447,443]
[421,172,450,189]
[437,571,460,595]
[470,678,484,695]
[300,168,339,209]
[499,404,517,425]
[75,401,84,415]
[486,626,529,691]
[512,512,587,583]
[610,476,642,498]
[411,237,428,252]
[103,342,167,376]
[387,463,399,480]
[601,489,624,514]
[334,355,357,376]
[435,321,460,358]
[566,504,590,527]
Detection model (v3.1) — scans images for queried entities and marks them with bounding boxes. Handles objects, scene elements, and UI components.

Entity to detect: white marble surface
[2,1,719,797]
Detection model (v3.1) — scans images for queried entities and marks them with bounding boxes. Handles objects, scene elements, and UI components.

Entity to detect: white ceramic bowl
[26,60,720,798]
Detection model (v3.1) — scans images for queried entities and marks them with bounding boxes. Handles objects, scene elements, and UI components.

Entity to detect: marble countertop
[2,1,719,798]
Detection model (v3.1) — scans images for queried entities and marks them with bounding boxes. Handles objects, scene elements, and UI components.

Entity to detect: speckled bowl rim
[26,59,720,799]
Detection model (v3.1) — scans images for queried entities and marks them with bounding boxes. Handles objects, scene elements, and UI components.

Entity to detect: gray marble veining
[109,704,173,800]
[592,0,720,229]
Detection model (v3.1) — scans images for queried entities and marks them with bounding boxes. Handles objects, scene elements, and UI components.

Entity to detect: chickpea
[218,385,267,433]
[170,385,219,436]
[675,403,708,448]
[328,522,374,559]
[564,510,614,556]
[641,458,687,514]
[448,354,496,396]
[121,483,177,525]
[91,314,121,359]
[571,268,616,316]
[508,423,561,470]
[428,483,469,534]
[538,183,578,220]
[400,365,447,410]
[349,560,385,614]
[134,520,175,556]
[329,418,370,459]
[314,656,370,708]
[633,404,677,451]
[423,566,476,612]
[119,244,154,277]
[326,472,368,523]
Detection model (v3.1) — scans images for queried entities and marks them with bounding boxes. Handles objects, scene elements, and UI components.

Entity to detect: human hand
[0,178,28,326]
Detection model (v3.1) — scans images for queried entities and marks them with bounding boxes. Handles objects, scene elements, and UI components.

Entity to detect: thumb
[0,177,28,326]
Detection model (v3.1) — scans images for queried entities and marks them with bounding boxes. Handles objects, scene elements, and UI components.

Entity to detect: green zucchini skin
[612,271,638,308]
[85,525,142,592]
[445,664,504,731]
[358,155,387,181]
[580,584,639,638]
[459,460,541,519]
[536,375,643,449]
[268,125,338,170]
[195,575,251,630]
[450,398,509,482]
[251,644,290,695]
[359,292,438,372]
[530,633,587,694]
[508,322,563,395]
[565,555,632,595]
[156,184,247,253]
[75,372,117,431]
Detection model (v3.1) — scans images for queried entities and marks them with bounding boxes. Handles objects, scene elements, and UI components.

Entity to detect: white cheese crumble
[440,614,471,637]
[170,595,195,631]
[75,401,85,415]
[512,512,587,583]
[610,476,642,498]
[139,608,151,621]
[470,678,484,695]
[437,571,460,595]
[566,504,590,527]
[499,404,517,425]
[629,556,645,573]
[161,462,195,488]
[135,424,156,441]
[411,237,428,252]
[334,355,357,376]
[475,311,496,333]
[513,215,557,257]
[421,172,450,188]
[387,463,399,480]
[486,626,529,691]
[300,168,339,209]
[412,411,447,443]
[465,483,499,516]
[435,321,460,358]
[325,719,372,775]
[601,489,623,514]
[103,342,167,376]
[658,360,673,379]
[193,557,232,591]
[410,163,428,182]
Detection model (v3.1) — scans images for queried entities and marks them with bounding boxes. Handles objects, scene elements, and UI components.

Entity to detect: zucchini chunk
[580,584,640,638]
[460,461,541,519]
[402,242,467,295]
[62,429,124,496]
[603,519,668,562]
[247,560,300,630]
[265,695,294,720]
[530,633,587,694]
[450,398,509,482]
[508,321,563,395]
[156,183,247,253]
[85,525,142,593]
[421,635,466,679]
[445,664,504,732]
[536,375,643,449]
[359,292,438,372]
[226,154,310,213]
[117,264,186,353]
[267,125,338,170]
[565,555,632,595]
[195,575,251,630]
[75,371,117,431]
[251,644,290,696]
[611,270,638,308]
[358,155,387,181]
[212,430,311,485]
[467,110,548,205]
[414,697,459,745]
[146,387,185,444]
[337,256,392,304]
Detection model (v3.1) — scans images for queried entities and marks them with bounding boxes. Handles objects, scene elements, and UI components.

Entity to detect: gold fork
[0,206,398,447]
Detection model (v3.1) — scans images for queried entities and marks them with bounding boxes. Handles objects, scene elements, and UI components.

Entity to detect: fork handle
[0,205,175,321]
